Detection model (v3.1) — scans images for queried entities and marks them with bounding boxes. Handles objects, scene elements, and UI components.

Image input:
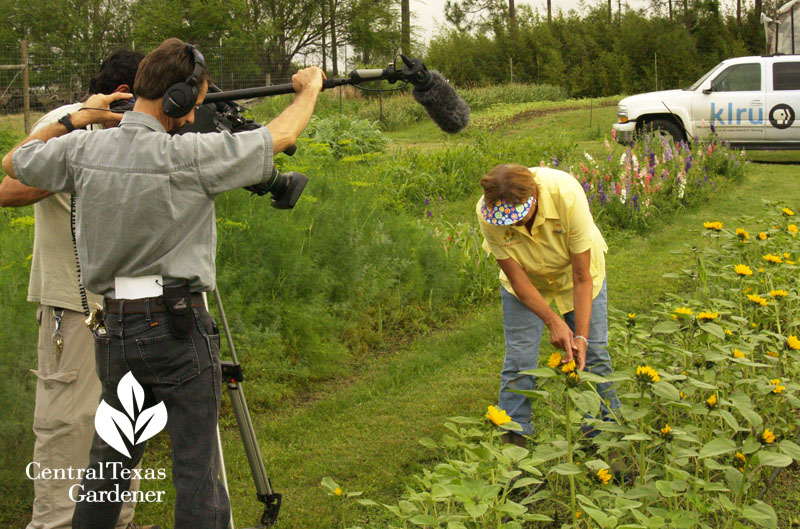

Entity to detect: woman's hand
[547,316,576,360]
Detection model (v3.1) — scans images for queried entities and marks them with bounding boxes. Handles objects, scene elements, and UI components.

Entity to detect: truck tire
[642,119,685,144]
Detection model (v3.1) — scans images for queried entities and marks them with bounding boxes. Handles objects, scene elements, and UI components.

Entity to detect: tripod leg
[203,293,236,529]
[214,289,282,527]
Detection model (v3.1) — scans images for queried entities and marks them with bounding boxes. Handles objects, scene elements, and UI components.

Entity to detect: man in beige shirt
[0,49,154,529]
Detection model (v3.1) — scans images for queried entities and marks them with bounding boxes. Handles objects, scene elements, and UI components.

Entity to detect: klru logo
[711,102,764,126]
[95,372,167,458]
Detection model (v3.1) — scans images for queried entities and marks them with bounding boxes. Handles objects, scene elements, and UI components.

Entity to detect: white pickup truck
[613,55,800,149]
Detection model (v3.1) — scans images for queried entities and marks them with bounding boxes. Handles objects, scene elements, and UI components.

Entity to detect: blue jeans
[72,306,230,529]
[498,280,620,436]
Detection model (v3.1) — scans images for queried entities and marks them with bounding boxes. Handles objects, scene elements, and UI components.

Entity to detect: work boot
[502,432,527,448]
[126,522,161,529]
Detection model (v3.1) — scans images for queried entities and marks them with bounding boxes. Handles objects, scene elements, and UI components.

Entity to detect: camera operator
[0,49,157,529]
[2,37,325,529]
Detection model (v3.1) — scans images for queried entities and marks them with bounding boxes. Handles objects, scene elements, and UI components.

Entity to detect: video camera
[110,88,307,210]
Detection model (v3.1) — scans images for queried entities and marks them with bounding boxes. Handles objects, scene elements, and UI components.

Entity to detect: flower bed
[325,204,799,529]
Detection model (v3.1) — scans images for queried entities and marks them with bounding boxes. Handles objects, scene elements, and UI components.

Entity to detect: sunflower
[769,289,788,298]
[703,221,723,231]
[788,335,800,351]
[636,365,661,384]
[733,349,745,359]
[697,311,719,321]
[747,294,768,306]
[735,228,750,241]
[548,353,562,368]
[761,428,776,444]
[782,207,795,216]
[734,264,753,276]
[705,394,718,409]
[673,306,694,320]
[594,467,612,485]
[771,379,786,394]
[763,253,783,264]
[561,360,577,373]
[788,224,798,235]
[734,452,746,472]
[758,232,770,241]
[485,405,512,426]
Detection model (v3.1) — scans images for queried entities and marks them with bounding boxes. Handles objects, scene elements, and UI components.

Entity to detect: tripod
[207,289,281,529]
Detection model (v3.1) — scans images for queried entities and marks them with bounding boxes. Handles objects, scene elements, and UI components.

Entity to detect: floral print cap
[480,195,535,226]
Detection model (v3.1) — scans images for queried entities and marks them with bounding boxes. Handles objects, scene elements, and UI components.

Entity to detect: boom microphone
[411,70,471,134]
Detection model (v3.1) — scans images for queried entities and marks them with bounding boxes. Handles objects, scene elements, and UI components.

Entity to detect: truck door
[695,62,765,142]
[765,60,800,142]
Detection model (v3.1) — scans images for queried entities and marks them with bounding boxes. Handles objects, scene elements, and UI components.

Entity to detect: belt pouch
[163,285,193,339]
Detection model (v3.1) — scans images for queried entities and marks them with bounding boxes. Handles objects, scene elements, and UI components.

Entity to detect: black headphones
[162,44,206,118]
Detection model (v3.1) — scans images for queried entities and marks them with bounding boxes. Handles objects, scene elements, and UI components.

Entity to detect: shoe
[126,523,161,529]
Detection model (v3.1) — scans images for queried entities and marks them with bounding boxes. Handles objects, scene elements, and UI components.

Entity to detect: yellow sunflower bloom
[703,221,723,231]
[561,360,577,373]
[485,405,512,426]
[758,232,769,241]
[697,311,719,321]
[660,424,672,437]
[636,365,661,384]
[787,335,800,350]
[782,207,795,216]
[735,228,750,241]
[763,253,783,264]
[769,290,788,298]
[788,224,798,235]
[334,487,343,496]
[747,294,768,306]
[679,390,687,400]
[761,428,776,444]
[673,306,694,320]
[773,384,786,394]
[705,394,718,409]
[734,264,753,276]
[724,329,733,336]
[766,351,779,358]
[548,353,562,368]
[733,349,745,359]
[595,467,612,485]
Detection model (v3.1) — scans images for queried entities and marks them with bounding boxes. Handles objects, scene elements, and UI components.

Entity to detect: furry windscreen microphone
[412,70,471,134]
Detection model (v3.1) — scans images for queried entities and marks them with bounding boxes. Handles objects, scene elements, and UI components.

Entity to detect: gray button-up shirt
[12,111,274,296]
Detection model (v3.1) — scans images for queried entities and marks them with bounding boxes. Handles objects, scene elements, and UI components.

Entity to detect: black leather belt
[104,293,206,314]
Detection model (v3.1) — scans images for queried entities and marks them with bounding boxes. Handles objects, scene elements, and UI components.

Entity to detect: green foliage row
[428,5,764,97]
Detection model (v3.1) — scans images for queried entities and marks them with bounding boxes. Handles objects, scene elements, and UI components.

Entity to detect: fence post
[22,39,30,134]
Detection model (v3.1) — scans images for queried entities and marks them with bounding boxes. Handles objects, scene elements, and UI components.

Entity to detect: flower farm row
[323,204,799,529]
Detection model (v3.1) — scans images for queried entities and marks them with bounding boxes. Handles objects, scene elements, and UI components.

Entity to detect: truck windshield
[685,63,724,90]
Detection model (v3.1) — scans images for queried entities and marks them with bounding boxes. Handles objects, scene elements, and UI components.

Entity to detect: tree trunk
[736,0,740,22]
[509,0,516,35]
[608,0,612,23]
[330,0,338,76]
[683,0,689,30]
[755,0,762,19]
[668,0,673,21]
[547,0,551,22]
[321,2,327,73]
[401,0,411,55]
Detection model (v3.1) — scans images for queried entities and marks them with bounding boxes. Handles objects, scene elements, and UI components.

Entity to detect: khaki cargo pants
[27,306,137,529]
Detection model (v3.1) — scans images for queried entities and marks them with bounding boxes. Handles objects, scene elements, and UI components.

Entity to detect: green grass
[1,101,798,527]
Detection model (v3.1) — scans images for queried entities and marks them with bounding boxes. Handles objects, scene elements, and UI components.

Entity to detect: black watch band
[58,114,76,133]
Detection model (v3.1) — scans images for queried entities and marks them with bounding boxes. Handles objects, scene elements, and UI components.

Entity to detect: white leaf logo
[95,371,168,458]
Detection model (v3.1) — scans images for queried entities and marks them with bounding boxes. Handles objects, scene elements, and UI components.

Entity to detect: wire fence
[0,41,296,121]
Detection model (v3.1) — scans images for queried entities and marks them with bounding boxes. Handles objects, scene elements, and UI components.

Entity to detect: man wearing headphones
[0,49,155,529]
[2,38,325,529]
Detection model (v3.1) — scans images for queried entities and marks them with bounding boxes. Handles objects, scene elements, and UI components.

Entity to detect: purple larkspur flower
[427,210,432,217]
[425,197,430,206]
[552,156,559,167]
[710,123,716,134]
[685,156,693,172]
[582,180,591,194]
[632,193,639,211]
[664,144,673,161]
[607,153,612,162]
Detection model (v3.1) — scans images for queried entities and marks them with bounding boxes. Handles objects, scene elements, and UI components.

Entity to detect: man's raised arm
[266,67,326,153]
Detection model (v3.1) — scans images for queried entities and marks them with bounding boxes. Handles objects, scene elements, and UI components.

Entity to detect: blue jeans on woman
[498,280,620,437]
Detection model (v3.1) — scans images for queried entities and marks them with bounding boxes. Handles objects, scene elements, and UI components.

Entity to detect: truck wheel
[642,119,685,144]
